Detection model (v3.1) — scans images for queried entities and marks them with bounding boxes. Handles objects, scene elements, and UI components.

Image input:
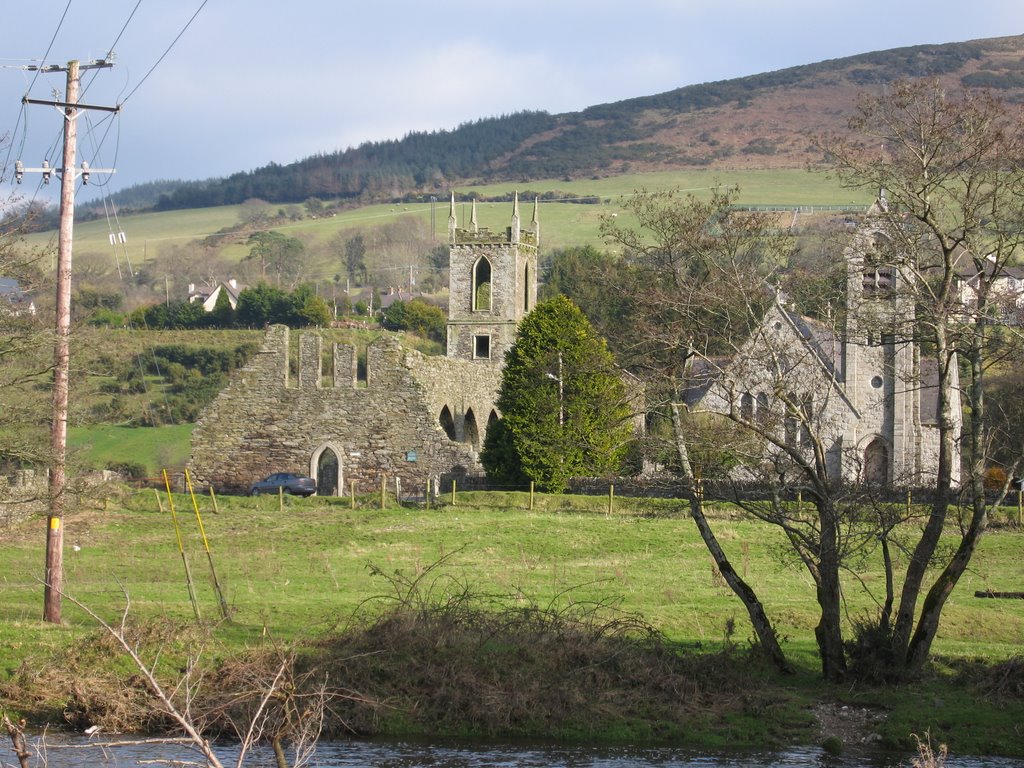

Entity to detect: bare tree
[818,79,1024,674]
[600,81,1024,682]
[600,186,796,675]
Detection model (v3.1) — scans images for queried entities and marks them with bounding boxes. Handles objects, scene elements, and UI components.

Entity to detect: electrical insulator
[41,160,51,184]
[14,161,24,183]
[80,161,89,184]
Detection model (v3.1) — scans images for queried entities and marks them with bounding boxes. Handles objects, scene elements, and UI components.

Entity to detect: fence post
[154,487,164,514]
[351,479,356,510]
[381,475,387,509]
[907,488,912,519]
[278,485,284,514]
[208,486,219,515]
[1018,489,1022,525]
[608,484,614,516]
[530,481,535,510]
[451,478,457,506]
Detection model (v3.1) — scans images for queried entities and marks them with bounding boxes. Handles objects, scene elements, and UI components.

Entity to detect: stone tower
[841,194,928,484]
[446,192,539,364]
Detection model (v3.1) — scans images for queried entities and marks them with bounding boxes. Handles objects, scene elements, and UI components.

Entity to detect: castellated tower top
[446,193,540,364]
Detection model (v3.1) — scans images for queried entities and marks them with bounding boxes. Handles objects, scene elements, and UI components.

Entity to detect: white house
[188,278,243,312]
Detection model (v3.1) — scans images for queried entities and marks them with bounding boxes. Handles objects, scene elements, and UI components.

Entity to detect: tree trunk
[891,334,958,666]
[813,499,847,682]
[906,339,990,671]
[671,404,793,674]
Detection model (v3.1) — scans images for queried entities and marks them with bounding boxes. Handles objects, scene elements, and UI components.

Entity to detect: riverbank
[1,488,1021,757]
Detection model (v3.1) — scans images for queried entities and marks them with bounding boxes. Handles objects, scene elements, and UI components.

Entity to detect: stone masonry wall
[189,326,499,495]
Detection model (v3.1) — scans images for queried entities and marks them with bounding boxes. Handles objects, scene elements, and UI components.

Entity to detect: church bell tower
[446,192,539,364]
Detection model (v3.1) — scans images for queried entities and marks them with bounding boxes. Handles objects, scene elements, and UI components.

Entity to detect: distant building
[0,277,36,316]
[188,279,243,312]
[955,254,1024,326]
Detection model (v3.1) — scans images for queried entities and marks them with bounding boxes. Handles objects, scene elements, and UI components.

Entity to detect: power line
[120,0,208,107]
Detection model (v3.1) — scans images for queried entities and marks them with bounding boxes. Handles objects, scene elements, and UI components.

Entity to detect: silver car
[249,472,316,497]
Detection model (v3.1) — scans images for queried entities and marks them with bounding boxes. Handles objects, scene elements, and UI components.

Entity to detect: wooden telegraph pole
[19,58,116,623]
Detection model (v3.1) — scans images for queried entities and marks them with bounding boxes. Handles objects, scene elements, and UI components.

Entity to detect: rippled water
[17,735,1023,768]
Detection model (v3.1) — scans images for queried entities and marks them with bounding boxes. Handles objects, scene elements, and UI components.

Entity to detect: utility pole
[19,58,116,623]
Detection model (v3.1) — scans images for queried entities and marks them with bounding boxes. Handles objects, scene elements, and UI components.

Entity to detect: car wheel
[250,488,260,497]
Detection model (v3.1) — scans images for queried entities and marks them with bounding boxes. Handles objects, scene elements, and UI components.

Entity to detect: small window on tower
[474,334,491,359]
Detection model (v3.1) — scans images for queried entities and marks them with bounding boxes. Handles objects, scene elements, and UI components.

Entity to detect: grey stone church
[690,197,961,485]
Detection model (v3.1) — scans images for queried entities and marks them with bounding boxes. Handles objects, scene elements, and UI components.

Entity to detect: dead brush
[308,552,757,739]
[0,615,210,733]
[970,654,1024,699]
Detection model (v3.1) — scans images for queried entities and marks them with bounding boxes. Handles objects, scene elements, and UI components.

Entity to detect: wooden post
[43,60,81,625]
[608,484,614,516]
[208,486,219,515]
[154,487,164,513]
[451,478,456,506]
[425,477,431,509]
[796,489,802,517]
[907,488,912,519]
[351,479,356,510]
[530,481,535,510]
[1017,489,1021,525]
[381,475,387,509]
[278,485,284,514]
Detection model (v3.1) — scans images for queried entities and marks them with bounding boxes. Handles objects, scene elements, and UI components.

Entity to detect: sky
[2,0,1023,202]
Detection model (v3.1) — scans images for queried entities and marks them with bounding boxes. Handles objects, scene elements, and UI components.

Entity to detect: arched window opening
[439,405,457,441]
[315,447,340,496]
[756,393,769,426]
[488,409,499,428]
[864,438,889,485]
[464,408,480,447]
[800,396,813,447]
[740,392,754,422]
[784,392,799,447]
[473,257,492,311]
[523,264,530,312]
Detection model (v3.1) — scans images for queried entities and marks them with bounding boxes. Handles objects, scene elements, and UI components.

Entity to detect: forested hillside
[95,34,1024,213]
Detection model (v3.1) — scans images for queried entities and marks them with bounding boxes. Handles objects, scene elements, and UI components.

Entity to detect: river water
[17,735,1023,768]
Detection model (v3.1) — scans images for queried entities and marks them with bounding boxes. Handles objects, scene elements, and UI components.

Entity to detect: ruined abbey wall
[188,325,501,495]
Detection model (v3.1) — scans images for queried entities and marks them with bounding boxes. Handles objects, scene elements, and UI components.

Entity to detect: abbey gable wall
[188,325,501,495]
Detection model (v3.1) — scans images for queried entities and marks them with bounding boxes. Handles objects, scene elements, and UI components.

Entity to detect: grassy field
[1,489,1022,752]
[25,169,872,272]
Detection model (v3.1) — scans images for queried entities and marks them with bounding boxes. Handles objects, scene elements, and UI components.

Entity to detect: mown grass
[0,489,1021,753]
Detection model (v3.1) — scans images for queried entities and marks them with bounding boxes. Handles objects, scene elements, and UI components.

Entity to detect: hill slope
[108,34,1024,212]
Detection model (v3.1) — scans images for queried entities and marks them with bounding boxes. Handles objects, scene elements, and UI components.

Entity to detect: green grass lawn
[2,489,1022,753]
[68,423,194,478]
[3,491,1020,662]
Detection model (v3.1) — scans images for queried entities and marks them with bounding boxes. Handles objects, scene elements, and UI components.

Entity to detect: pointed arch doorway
[311,443,343,496]
[863,437,889,486]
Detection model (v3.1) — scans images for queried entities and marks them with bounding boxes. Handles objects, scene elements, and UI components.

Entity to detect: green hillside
[36,169,872,281]
[87,35,1024,212]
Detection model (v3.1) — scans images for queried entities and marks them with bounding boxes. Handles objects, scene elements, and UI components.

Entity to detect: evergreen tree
[484,296,632,492]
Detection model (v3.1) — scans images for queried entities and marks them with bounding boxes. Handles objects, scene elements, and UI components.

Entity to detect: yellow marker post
[185,470,229,620]
[164,469,201,621]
